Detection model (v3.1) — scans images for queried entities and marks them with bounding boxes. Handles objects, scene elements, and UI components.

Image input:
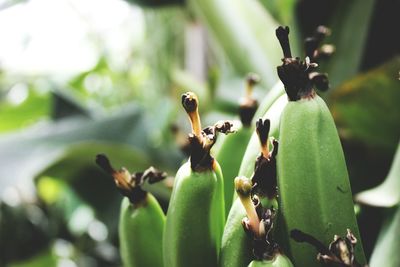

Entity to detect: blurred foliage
[0,83,50,132]
[0,0,399,266]
[369,206,400,267]
[329,57,400,152]
[321,0,376,89]
[355,141,400,208]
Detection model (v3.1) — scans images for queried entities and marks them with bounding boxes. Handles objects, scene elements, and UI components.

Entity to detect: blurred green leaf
[51,89,92,120]
[0,104,179,197]
[323,0,376,89]
[257,0,301,56]
[356,142,400,207]
[37,176,91,228]
[188,0,283,89]
[329,57,400,151]
[8,249,57,267]
[39,142,150,184]
[0,91,50,133]
[258,0,296,25]
[124,0,184,7]
[369,205,400,267]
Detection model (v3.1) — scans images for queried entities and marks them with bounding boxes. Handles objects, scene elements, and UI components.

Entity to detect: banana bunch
[93,22,370,267]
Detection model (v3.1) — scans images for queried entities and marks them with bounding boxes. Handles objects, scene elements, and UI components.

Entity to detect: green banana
[220,197,253,267]
[216,74,260,214]
[164,92,231,267]
[247,254,294,267]
[274,26,366,266]
[238,95,287,179]
[220,119,279,267]
[240,25,333,180]
[95,154,165,267]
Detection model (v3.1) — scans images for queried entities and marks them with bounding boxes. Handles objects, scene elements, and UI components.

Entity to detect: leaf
[0,91,50,133]
[257,0,301,56]
[329,57,400,151]
[8,249,57,267]
[355,142,400,207]
[50,88,92,120]
[369,205,400,267]
[0,105,179,199]
[258,0,296,25]
[37,176,97,236]
[188,0,283,89]
[323,0,376,89]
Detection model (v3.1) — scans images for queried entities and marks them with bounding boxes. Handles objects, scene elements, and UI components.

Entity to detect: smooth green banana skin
[163,161,225,267]
[220,198,253,267]
[119,194,165,267]
[247,254,294,267]
[277,96,366,266]
[187,0,281,89]
[216,125,253,215]
[239,94,288,179]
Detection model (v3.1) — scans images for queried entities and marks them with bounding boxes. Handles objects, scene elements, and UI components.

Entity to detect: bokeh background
[0,0,399,266]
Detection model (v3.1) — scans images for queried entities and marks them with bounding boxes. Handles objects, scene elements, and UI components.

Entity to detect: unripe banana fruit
[274,26,366,266]
[164,92,233,267]
[240,25,333,181]
[95,155,166,267]
[247,254,294,267]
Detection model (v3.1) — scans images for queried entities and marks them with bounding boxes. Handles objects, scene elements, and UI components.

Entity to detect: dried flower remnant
[291,229,367,267]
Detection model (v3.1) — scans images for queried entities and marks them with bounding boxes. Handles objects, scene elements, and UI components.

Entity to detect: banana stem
[182,92,203,144]
[235,176,260,237]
